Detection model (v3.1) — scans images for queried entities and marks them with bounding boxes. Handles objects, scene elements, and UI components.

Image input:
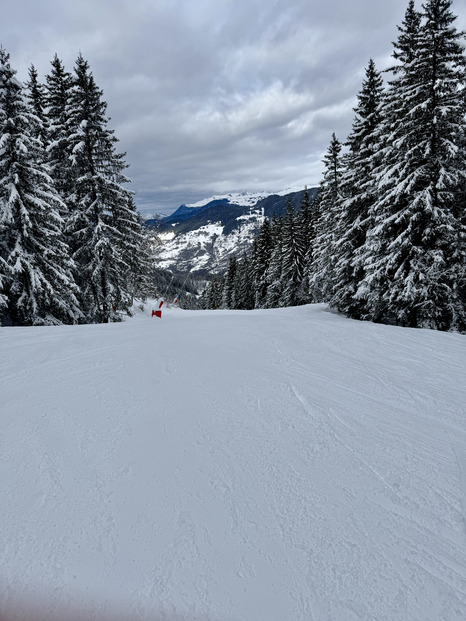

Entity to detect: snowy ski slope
[1,304,466,621]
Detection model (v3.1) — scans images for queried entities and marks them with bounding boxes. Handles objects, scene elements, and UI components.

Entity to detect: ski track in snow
[1,304,466,621]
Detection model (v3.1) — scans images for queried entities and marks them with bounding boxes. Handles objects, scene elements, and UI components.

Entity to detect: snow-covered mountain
[185,187,307,208]
[186,190,274,208]
[149,187,318,273]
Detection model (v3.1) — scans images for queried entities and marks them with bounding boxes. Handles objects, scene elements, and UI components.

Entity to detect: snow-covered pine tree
[201,274,224,309]
[213,275,225,309]
[0,52,9,317]
[222,255,237,308]
[234,252,255,310]
[252,217,272,308]
[25,64,48,148]
[0,254,7,317]
[331,59,384,318]
[308,133,343,302]
[265,215,284,308]
[392,0,422,68]
[0,176,8,317]
[126,208,156,303]
[44,55,74,208]
[299,187,313,264]
[357,0,466,330]
[109,184,155,310]
[66,54,148,322]
[281,197,306,306]
[297,187,315,303]
[0,47,81,326]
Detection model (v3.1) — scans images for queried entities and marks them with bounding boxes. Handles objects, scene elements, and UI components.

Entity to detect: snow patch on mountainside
[237,208,264,221]
[159,230,176,241]
[186,187,305,209]
[156,211,265,272]
[156,222,224,271]
[187,191,271,208]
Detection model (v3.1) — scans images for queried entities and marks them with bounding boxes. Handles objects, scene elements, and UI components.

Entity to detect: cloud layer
[2,0,466,214]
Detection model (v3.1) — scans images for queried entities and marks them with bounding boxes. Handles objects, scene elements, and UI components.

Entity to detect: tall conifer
[357,0,466,330]
[281,198,306,306]
[309,134,343,302]
[26,64,48,148]
[222,256,237,308]
[66,54,149,322]
[299,187,314,282]
[331,59,384,318]
[0,48,80,325]
[265,216,284,308]
[235,253,255,310]
[253,217,272,308]
[45,55,74,207]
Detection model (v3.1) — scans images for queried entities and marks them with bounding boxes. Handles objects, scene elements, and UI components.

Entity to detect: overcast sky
[2,0,466,215]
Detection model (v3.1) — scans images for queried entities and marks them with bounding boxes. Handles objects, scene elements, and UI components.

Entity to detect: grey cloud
[2,0,466,215]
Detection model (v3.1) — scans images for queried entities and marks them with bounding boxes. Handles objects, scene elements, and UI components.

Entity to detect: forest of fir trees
[201,0,466,333]
[0,48,154,326]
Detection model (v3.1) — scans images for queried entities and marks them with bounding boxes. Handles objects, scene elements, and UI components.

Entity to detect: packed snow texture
[1,304,466,621]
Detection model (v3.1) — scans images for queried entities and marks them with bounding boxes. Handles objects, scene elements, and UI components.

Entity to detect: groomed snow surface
[1,304,466,621]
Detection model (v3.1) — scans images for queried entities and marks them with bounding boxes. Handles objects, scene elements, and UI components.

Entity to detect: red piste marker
[152,299,164,318]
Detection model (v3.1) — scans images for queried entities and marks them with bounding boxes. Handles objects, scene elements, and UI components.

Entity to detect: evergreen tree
[66,54,148,322]
[111,190,154,309]
[265,216,284,308]
[44,54,74,205]
[308,134,343,302]
[253,217,272,308]
[25,64,48,147]
[0,172,8,317]
[0,252,7,316]
[300,187,318,300]
[331,59,384,318]
[201,274,224,309]
[392,0,422,68]
[0,48,80,325]
[235,253,255,310]
[357,0,466,330]
[127,210,156,302]
[281,198,306,306]
[299,187,314,267]
[222,255,237,308]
